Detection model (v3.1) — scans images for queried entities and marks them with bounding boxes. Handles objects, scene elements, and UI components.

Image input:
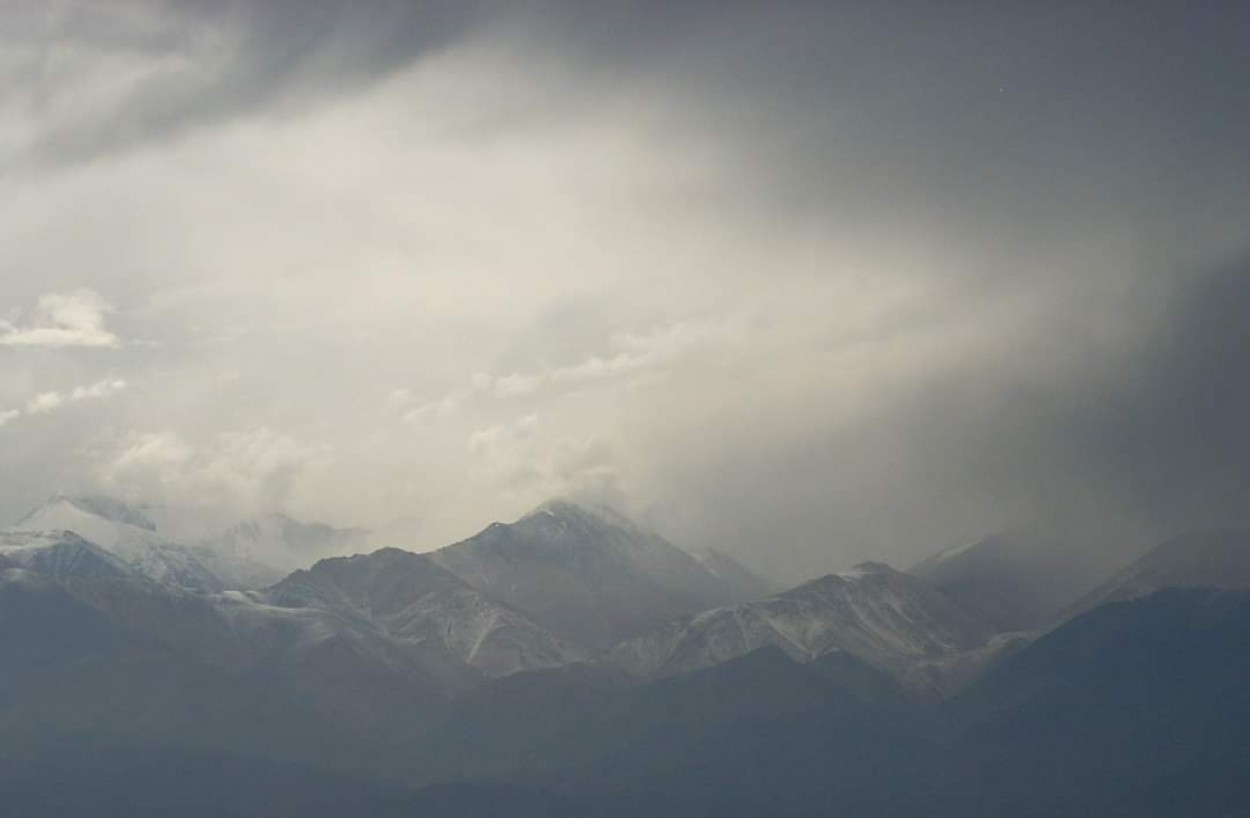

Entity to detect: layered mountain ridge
[608,560,996,694]
[5,493,1250,816]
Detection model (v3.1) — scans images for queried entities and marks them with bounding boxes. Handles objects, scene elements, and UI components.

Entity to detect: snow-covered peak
[18,493,156,531]
[7,494,281,593]
[0,529,137,581]
[518,497,638,532]
[12,494,161,551]
[433,499,745,650]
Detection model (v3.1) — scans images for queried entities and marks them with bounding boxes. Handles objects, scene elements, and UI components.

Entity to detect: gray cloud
[5,0,484,168]
[1066,257,1250,533]
[1,2,1249,581]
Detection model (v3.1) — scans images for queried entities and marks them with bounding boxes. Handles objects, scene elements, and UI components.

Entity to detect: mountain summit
[15,494,158,541]
[0,529,138,582]
[8,494,280,592]
[429,499,747,650]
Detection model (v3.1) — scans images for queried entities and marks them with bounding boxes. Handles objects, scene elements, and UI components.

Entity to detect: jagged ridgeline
[3,495,1249,817]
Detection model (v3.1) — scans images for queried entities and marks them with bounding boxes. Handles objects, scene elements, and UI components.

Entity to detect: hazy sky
[2,1,1248,580]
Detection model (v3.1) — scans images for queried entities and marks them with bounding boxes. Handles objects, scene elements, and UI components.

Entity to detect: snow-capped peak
[8,493,281,592]
[12,494,158,550]
[0,529,137,581]
[518,497,637,531]
[16,493,157,531]
[432,498,746,649]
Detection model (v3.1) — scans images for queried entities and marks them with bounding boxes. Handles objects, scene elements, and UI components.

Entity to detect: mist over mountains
[3,3,1249,815]
[3,491,1249,816]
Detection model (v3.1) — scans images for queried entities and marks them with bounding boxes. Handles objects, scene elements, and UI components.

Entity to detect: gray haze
[1,1,1248,581]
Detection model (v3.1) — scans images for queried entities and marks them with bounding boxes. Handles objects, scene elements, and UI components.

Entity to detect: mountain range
[3,493,1248,816]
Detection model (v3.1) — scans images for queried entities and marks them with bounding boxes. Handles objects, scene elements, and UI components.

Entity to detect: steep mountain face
[430,500,743,650]
[608,561,995,694]
[264,548,583,677]
[1065,528,1250,619]
[688,546,776,600]
[11,495,281,591]
[911,533,1116,632]
[210,513,370,571]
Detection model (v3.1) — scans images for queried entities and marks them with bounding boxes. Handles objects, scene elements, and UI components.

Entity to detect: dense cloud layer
[1,1,1248,580]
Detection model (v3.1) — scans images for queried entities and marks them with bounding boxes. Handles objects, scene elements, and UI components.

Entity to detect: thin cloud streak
[25,379,128,415]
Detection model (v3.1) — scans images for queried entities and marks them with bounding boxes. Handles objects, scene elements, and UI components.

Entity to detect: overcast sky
[2,1,1248,580]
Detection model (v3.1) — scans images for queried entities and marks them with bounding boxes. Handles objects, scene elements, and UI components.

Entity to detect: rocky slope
[609,561,996,694]
[264,548,583,677]
[430,499,746,650]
